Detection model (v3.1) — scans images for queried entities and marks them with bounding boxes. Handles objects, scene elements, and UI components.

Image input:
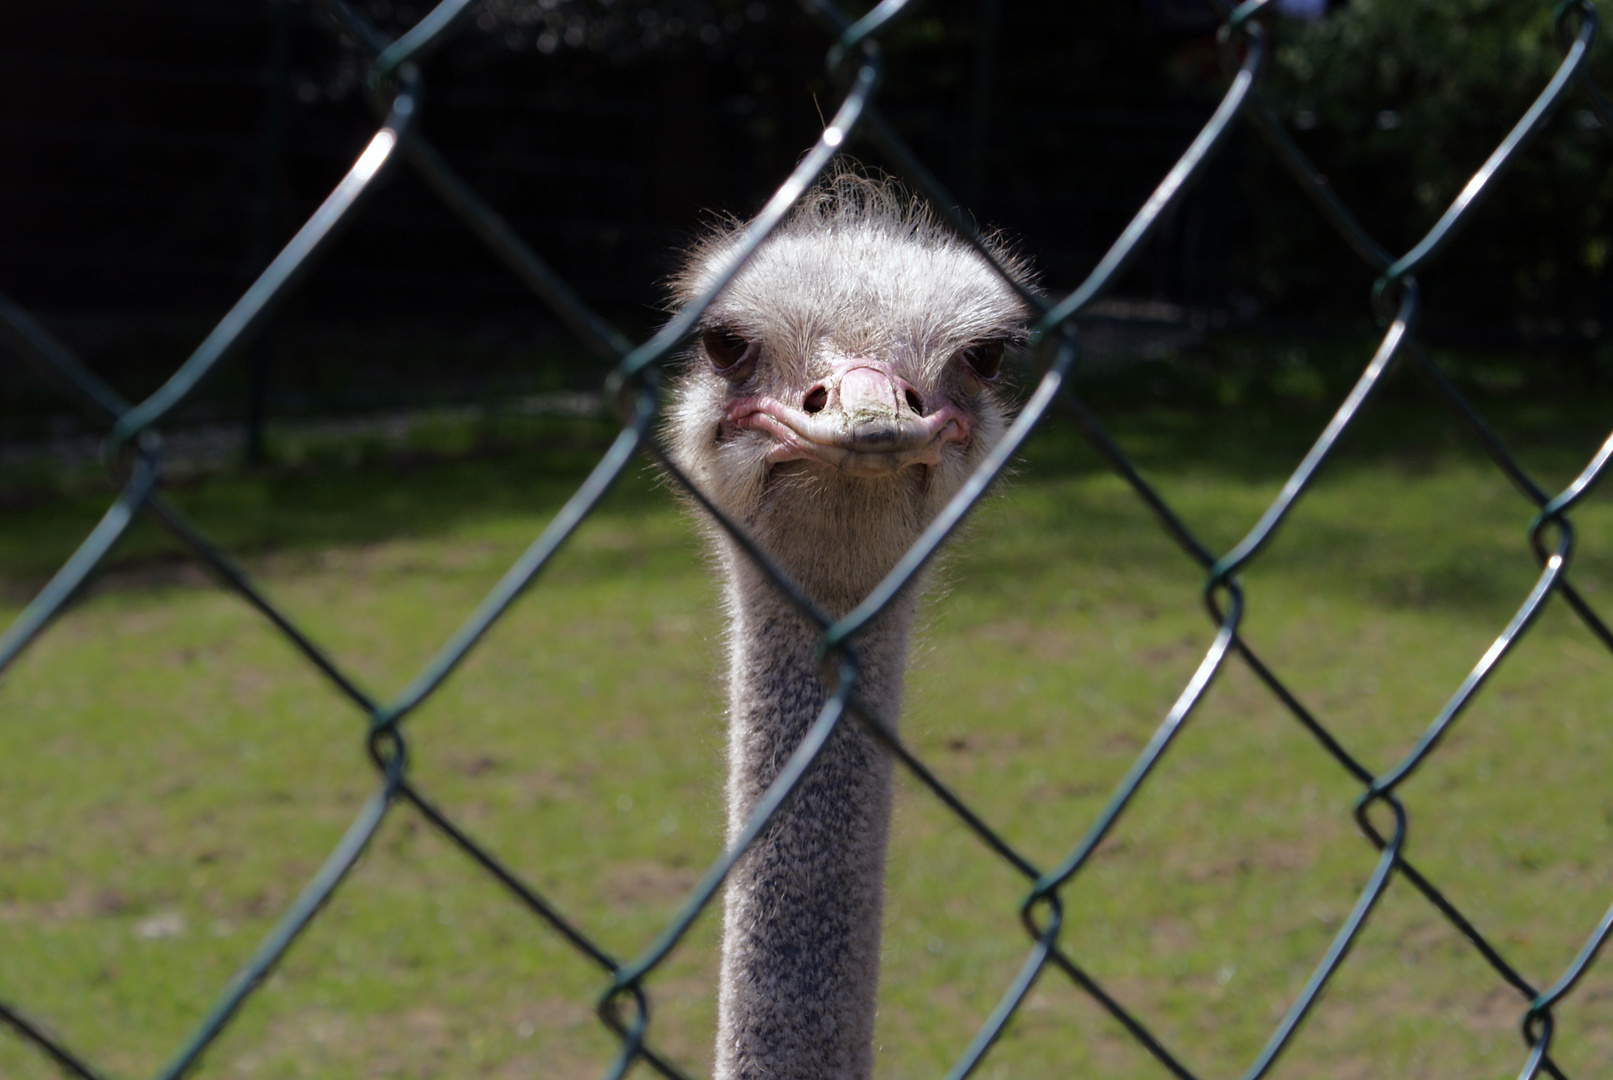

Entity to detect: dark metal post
[246,0,290,466]
[962,0,1001,208]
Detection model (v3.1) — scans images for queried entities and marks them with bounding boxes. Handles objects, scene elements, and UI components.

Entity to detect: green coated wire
[0,2,1611,1079]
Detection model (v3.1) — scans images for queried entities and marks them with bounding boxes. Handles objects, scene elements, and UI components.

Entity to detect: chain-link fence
[3,0,1612,1078]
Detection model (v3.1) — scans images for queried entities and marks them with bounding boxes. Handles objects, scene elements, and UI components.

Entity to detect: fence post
[246,0,291,467]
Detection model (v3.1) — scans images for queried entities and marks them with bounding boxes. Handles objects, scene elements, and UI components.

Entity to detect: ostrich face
[666,177,1031,608]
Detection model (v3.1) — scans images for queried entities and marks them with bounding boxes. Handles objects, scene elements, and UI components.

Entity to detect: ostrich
[665,170,1031,1080]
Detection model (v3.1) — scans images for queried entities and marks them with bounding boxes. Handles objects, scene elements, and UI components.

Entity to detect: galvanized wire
[2,1,1612,1079]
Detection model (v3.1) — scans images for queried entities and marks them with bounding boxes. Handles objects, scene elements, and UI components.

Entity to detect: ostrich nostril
[904,387,924,414]
[803,385,829,414]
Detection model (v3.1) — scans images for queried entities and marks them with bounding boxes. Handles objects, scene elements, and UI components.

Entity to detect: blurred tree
[1249,0,1613,342]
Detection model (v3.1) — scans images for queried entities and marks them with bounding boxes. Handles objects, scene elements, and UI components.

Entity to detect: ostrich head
[666,171,1031,613]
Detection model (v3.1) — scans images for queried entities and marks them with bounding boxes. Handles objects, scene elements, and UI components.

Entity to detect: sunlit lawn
[1,383,1611,1080]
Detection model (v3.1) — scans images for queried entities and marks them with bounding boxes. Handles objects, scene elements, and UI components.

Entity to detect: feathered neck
[712,551,917,1080]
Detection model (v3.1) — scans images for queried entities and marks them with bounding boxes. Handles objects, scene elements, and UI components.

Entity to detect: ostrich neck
[715,555,916,1080]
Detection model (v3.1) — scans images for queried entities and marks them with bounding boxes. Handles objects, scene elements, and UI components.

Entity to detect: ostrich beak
[836,366,917,449]
[722,359,972,477]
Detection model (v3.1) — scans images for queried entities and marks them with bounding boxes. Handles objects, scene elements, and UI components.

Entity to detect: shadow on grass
[0,416,643,594]
[1031,346,1613,490]
[965,353,1613,619]
[2,352,1609,624]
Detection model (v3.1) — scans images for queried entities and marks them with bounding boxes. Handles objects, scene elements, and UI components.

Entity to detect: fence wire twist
[3,0,1612,1078]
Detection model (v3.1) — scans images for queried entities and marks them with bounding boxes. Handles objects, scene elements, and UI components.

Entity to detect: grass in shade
[1,356,1611,1080]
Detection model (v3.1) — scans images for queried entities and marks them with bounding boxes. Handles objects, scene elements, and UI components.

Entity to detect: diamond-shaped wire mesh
[2,1,1612,1078]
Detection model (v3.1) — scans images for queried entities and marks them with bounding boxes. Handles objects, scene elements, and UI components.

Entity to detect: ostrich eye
[703,326,755,377]
[959,339,1005,382]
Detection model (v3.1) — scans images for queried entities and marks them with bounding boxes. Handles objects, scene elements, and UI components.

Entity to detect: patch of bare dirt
[603,860,700,910]
[0,886,130,923]
[1162,835,1321,884]
[231,995,639,1080]
[79,556,215,599]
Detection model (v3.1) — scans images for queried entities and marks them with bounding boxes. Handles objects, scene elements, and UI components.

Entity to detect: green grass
[1,389,1611,1080]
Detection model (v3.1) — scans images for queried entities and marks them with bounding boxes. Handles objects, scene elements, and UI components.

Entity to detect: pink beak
[722,357,972,477]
